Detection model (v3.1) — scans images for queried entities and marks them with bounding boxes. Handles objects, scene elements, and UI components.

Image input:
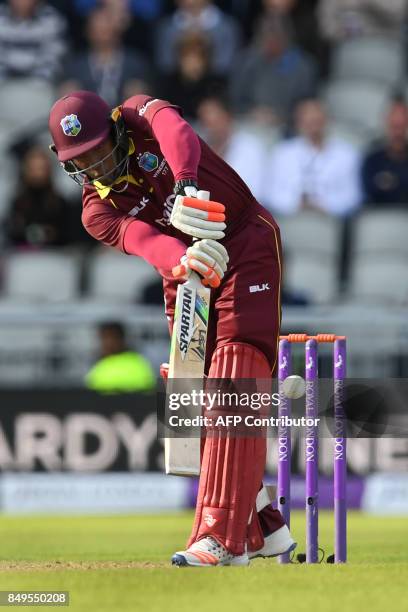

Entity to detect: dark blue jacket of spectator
[73,0,163,20]
[362,146,408,206]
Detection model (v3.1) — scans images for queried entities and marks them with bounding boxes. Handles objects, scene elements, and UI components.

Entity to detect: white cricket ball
[282,375,306,399]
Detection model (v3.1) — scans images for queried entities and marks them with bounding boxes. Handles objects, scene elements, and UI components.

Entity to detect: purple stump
[277,339,292,564]
[305,338,319,563]
[334,338,347,563]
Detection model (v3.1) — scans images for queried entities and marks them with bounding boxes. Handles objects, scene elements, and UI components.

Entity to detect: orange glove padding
[172,238,229,289]
[170,196,226,239]
[183,197,225,219]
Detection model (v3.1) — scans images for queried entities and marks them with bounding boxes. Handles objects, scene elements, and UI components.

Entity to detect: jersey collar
[93,138,136,199]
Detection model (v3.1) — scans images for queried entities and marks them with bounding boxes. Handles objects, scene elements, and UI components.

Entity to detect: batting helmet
[49,90,111,163]
[49,90,130,188]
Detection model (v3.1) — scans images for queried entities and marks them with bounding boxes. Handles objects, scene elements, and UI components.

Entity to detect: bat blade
[165,190,212,477]
[164,274,209,476]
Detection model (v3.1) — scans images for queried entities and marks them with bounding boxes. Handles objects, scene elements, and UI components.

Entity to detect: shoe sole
[171,554,249,567]
[249,541,298,560]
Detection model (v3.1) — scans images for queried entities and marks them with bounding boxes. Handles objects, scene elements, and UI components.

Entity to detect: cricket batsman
[48,91,296,566]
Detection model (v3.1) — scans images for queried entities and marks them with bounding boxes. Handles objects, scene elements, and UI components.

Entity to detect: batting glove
[172,238,229,288]
[171,193,226,239]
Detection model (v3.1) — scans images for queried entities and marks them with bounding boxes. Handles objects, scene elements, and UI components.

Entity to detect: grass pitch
[0,511,406,612]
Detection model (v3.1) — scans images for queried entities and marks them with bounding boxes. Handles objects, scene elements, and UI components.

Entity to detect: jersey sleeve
[122,95,182,131]
[82,200,134,252]
[122,95,200,182]
[82,200,186,270]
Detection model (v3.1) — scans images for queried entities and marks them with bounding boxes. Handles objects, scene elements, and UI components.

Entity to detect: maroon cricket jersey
[81,95,282,370]
[81,95,257,276]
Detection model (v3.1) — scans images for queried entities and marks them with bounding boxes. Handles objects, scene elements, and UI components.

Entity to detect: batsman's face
[72,138,117,184]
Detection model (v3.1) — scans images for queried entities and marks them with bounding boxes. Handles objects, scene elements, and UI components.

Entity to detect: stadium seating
[323,80,389,137]
[0,79,56,143]
[2,250,80,302]
[0,155,18,221]
[278,212,343,304]
[0,324,52,383]
[328,122,371,151]
[284,254,339,305]
[352,209,408,257]
[278,211,342,260]
[87,248,160,303]
[348,255,408,306]
[331,38,404,88]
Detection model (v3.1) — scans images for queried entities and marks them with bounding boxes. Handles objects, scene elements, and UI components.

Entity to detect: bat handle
[192,190,210,245]
[192,190,210,246]
[187,271,205,290]
[188,190,211,288]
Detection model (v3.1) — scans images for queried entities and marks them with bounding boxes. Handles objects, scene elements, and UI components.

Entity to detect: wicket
[277,334,347,564]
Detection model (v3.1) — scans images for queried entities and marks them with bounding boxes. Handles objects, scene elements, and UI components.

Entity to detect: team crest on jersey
[138,152,159,172]
[60,114,82,137]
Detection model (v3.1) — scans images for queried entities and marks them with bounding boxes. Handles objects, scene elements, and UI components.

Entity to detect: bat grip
[190,190,210,286]
[192,190,210,248]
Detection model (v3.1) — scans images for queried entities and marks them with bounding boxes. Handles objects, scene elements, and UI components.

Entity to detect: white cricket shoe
[249,525,297,559]
[172,536,250,567]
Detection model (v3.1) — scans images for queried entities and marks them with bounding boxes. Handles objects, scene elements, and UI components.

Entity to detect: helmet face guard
[50,117,130,190]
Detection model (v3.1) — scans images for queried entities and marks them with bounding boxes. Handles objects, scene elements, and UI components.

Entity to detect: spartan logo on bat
[177,286,196,360]
[177,288,208,362]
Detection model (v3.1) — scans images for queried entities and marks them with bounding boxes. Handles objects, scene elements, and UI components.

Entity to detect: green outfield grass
[0,511,406,612]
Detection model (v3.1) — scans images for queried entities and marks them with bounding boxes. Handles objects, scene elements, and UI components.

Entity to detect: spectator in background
[263,99,362,215]
[160,32,225,120]
[260,0,327,74]
[72,0,162,55]
[85,321,156,393]
[362,101,408,207]
[4,145,72,247]
[197,95,267,202]
[229,15,317,125]
[0,0,67,82]
[318,0,406,42]
[155,0,242,76]
[216,0,263,39]
[60,5,151,107]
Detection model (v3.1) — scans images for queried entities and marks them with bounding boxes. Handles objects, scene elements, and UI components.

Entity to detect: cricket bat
[164,190,211,476]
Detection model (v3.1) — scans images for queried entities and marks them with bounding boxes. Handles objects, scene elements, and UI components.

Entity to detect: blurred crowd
[0,0,408,302]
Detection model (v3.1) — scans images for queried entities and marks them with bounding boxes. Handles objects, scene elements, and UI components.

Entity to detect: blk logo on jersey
[249,283,270,293]
[128,197,149,217]
[138,152,159,172]
[60,114,81,137]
